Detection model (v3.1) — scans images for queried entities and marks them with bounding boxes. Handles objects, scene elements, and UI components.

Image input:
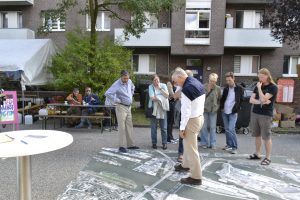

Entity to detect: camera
[0,89,6,106]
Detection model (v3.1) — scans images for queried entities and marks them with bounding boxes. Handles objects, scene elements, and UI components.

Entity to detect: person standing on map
[105,70,139,153]
[172,67,205,185]
[248,68,277,166]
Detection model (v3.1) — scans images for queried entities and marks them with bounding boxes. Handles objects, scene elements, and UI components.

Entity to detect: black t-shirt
[252,83,278,117]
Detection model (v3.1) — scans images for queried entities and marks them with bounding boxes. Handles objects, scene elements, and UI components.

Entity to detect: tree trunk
[88,0,98,74]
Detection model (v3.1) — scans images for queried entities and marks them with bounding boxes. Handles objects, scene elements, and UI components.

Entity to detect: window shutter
[283,56,289,74]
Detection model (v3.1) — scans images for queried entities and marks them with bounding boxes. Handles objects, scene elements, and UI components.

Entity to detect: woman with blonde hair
[248,68,277,165]
[200,73,221,149]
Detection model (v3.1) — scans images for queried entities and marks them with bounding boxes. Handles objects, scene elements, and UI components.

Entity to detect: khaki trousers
[116,104,134,147]
[182,116,204,179]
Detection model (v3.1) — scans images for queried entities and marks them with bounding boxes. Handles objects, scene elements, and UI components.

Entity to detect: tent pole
[21,82,25,124]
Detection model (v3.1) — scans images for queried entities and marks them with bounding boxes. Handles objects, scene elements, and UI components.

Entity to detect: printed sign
[276,79,294,103]
[0,91,19,126]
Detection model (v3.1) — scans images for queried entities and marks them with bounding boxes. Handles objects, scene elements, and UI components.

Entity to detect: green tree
[262,0,300,45]
[40,0,184,46]
[49,31,133,99]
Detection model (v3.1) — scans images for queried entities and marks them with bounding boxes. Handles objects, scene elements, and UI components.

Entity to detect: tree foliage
[262,0,300,45]
[39,0,184,44]
[49,31,133,99]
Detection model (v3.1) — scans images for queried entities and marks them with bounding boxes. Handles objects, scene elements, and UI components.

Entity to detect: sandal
[261,158,271,165]
[247,153,261,160]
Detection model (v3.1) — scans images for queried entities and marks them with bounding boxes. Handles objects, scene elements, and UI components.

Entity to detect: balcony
[114,28,171,47]
[0,29,35,39]
[224,29,282,48]
[0,0,33,5]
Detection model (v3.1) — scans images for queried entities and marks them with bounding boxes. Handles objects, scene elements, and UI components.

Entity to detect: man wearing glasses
[105,70,139,153]
[75,87,100,129]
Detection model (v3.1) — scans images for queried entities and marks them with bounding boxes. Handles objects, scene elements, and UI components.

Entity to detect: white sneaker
[225,147,233,151]
[231,149,237,154]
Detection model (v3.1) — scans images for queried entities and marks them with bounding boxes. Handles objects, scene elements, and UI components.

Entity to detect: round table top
[0,130,73,158]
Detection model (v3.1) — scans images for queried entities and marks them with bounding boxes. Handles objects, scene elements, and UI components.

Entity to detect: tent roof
[0,39,56,86]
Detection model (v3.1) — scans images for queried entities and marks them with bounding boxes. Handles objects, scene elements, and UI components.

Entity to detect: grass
[132,107,150,126]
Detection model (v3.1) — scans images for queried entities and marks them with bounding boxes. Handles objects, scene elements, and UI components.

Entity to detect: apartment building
[0,0,299,111]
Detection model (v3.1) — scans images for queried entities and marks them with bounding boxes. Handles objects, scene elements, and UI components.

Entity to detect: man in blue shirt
[75,87,100,129]
[105,70,139,153]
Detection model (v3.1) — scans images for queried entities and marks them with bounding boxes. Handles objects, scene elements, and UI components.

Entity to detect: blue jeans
[222,112,238,149]
[150,116,167,145]
[200,112,217,147]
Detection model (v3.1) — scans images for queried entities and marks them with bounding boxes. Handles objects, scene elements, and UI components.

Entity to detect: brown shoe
[180,177,202,185]
[174,164,189,172]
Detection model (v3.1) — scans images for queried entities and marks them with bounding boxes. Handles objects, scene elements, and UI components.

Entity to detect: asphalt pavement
[0,121,300,200]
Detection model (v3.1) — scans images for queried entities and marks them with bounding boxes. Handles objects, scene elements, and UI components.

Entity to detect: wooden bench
[35,114,112,133]
[18,104,41,113]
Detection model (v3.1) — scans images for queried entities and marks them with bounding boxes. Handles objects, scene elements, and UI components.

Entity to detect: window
[0,12,8,28]
[86,11,111,31]
[131,12,158,29]
[42,11,65,31]
[0,11,23,28]
[132,54,156,74]
[283,56,299,77]
[234,55,260,76]
[185,0,211,45]
[236,10,263,28]
[17,12,23,28]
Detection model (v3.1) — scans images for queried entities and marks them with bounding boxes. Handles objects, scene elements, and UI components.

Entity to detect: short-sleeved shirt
[252,83,278,117]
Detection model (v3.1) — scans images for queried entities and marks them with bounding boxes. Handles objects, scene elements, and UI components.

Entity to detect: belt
[119,103,131,107]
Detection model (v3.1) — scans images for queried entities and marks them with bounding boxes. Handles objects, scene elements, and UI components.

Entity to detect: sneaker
[180,177,202,185]
[174,164,190,172]
[222,145,230,150]
[200,145,208,149]
[127,146,139,150]
[118,147,127,153]
[225,146,233,151]
[231,149,237,154]
[152,144,157,149]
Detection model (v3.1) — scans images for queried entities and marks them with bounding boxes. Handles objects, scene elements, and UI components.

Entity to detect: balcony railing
[224,28,282,48]
[0,28,35,39]
[0,0,33,5]
[114,28,171,47]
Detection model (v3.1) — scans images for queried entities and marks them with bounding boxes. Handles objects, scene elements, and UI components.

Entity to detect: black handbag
[145,107,154,118]
[145,85,155,118]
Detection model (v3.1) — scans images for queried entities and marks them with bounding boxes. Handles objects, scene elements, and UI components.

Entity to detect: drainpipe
[220,55,223,86]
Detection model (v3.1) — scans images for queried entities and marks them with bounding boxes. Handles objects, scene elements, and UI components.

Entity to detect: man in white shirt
[172,67,205,185]
[220,72,244,154]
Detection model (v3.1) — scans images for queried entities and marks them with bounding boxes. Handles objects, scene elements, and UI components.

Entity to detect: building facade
[1,0,299,111]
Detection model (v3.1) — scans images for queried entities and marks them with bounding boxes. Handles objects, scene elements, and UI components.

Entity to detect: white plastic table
[0,130,73,200]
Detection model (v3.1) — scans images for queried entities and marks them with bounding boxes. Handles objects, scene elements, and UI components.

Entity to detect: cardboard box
[273,113,282,121]
[274,104,294,114]
[282,113,296,121]
[280,120,296,128]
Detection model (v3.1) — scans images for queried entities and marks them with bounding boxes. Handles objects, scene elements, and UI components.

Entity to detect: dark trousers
[167,100,175,142]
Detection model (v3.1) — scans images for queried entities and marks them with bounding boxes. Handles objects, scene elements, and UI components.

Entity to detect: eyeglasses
[85,90,91,92]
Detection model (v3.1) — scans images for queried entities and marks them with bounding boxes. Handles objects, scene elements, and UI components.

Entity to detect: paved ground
[0,121,300,200]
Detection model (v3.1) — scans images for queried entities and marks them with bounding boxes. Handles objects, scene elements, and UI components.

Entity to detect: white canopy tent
[0,39,56,86]
[0,39,56,123]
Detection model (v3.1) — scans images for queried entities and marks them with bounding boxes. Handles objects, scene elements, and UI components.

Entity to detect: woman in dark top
[248,68,278,165]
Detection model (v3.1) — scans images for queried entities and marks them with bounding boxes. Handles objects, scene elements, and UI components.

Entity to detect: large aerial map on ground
[57,148,300,200]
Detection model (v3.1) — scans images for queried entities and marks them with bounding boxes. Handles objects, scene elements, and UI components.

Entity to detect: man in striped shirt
[172,67,205,185]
